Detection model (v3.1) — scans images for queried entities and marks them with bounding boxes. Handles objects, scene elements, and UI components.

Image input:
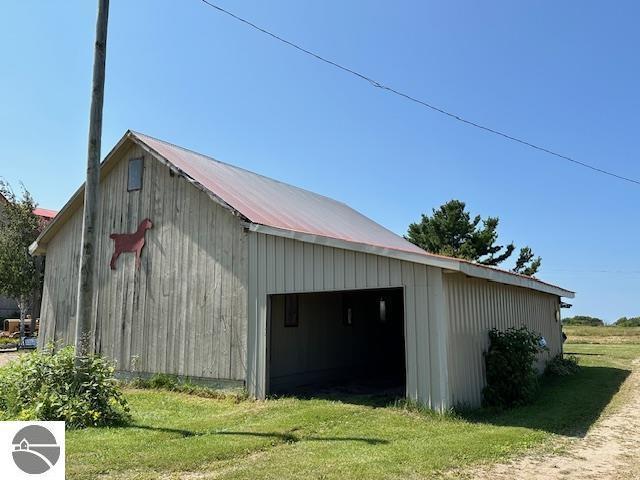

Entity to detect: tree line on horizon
[562,315,640,327]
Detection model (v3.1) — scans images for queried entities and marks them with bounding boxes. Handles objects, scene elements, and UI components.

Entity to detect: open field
[60,327,638,480]
[563,325,640,344]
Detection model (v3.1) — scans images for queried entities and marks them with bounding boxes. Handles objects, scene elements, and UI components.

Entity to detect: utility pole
[74,0,109,361]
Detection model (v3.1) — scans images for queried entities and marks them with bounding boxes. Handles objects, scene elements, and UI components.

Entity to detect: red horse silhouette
[110,218,153,270]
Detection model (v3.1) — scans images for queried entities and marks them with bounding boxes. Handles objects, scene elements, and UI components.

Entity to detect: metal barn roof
[34,208,57,219]
[132,132,427,258]
[31,130,574,298]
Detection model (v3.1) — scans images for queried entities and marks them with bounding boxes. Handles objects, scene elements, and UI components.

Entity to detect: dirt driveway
[449,359,640,480]
[0,350,21,368]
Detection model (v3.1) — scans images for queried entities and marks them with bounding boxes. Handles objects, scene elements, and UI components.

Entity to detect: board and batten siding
[39,143,248,381]
[444,272,562,408]
[246,232,451,411]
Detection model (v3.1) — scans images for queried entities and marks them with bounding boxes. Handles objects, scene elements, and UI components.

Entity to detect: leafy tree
[561,315,604,326]
[614,317,640,327]
[406,200,541,275]
[0,181,42,340]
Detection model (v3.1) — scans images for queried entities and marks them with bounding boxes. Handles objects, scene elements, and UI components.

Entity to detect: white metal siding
[246,232,450,411]
[444,273,562,408]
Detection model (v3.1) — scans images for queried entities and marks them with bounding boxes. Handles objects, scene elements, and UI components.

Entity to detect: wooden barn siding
[246,232,450,411]
[444,272,562,408]
[39,144,248,380]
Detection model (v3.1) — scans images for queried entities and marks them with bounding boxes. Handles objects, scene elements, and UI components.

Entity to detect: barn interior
[268,288,406,399]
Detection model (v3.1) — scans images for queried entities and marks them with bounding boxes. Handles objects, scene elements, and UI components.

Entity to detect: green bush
[482,326,544,408]
[545,354,580,376]
[146,373,179,389]
[0,346,129,428]
[0,337,18,348]
[561,315,604,326]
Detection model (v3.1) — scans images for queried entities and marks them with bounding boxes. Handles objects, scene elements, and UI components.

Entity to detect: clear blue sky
[1,1,638,322]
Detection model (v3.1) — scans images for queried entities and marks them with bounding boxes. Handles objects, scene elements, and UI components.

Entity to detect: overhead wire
[199,0,640,186]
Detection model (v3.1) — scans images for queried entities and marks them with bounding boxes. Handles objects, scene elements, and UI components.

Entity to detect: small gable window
[128,158,144,191]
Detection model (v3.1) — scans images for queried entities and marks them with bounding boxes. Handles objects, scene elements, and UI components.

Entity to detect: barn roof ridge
[126,131,431,257]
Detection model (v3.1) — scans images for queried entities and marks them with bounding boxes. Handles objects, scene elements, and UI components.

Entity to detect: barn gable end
[39,140,248,382]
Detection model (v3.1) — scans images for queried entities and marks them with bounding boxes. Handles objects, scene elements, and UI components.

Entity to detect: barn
[31,130,574,410]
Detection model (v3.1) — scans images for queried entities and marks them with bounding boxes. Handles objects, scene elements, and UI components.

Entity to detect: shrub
[482,326,544,408]
[545,354,580,376]
[0,346,129,428]
[146,373,179,390]
[0,337,18,349]
[561,315,604,326]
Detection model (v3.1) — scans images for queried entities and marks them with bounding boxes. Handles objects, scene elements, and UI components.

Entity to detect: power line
[199,0,640,187]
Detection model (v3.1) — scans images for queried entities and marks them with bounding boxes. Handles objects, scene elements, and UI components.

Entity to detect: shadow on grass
[564,352,604,356]
[216,431,388,445]
[461,365,630,437]
[130,425,199,437]
[128,424,388,445]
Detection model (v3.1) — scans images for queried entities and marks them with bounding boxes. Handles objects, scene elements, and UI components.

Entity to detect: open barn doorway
[267,288,405,401]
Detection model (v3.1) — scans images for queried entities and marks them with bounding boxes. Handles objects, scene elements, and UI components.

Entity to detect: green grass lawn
[65,330,640,480]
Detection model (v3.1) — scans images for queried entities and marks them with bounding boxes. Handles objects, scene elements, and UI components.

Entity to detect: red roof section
[34,208,57,219]
[133,132,428,257]
[1,192,56,219]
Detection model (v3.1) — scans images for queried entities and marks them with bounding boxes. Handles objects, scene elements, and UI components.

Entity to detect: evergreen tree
[406,200,541,276]
[513,247,542,276]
